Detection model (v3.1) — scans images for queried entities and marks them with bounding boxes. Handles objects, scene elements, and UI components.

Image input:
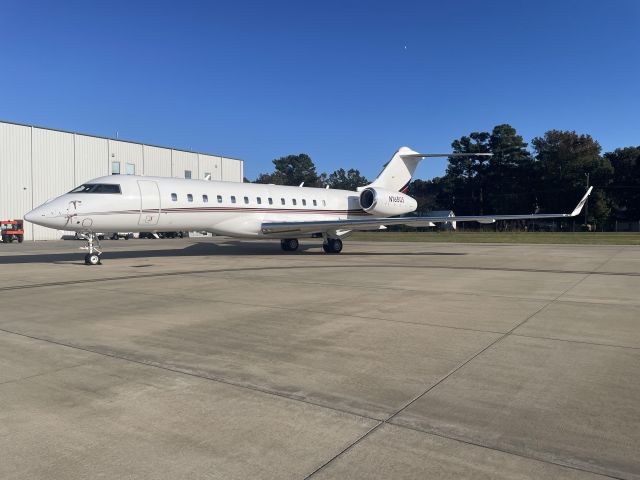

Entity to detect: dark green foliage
[532,130,613,223]
[605,146,640,219]
[255,153,322,187]
[253,127,639,228]
[323,168,369,191]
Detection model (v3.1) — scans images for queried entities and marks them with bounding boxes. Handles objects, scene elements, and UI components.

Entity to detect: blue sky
[1,0,638,181]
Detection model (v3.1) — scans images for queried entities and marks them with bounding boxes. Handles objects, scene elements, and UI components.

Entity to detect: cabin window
[204,172,211,180]
[217,195,222,203]
[292,199,297,206]
[268,198,273,205]
[111,161,120,175]
[171,193,177,201]
[322,200,326,206]
[125,163,135,175]
[281,198,286,205]
[244,196,249,204]
[256,197,262,204]
[187,194,193,202]
[302,199,307,206]
[231,196,236,204]
[313,199,317,206]
[185,170,192,179]
[203,194,208,203]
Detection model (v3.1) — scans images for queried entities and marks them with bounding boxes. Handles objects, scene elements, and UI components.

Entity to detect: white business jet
[25,147,592,265]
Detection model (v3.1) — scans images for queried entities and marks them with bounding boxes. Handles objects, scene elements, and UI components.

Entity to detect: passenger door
[138,180,160,226]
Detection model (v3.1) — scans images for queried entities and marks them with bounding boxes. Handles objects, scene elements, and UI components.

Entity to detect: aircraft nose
[24,205,50,227]
[24,207,39,223]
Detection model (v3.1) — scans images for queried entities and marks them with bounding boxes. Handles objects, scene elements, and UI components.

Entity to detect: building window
[171,193,177,201]
[313,199,317,206]
[292,199,297,206]
[256,197,262,204]
[281,198,286,205]
[268,198,273,205]
[111,161,120,175]
[302,199,307,206]
[203,194,208,203]
[185,170,192,179]
[204,172,211,180]
[187,194,193,202]
[125,163,135,175]
[217,195,222,203]
[244,196,249,204]
[231,196,236,204]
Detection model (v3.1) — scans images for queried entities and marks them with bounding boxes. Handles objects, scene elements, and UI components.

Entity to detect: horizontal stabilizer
[400,153,493,158]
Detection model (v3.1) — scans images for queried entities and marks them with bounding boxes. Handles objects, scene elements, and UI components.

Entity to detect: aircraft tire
[323,238,343,254]
[281,238,299,252]
[85,253,101,265]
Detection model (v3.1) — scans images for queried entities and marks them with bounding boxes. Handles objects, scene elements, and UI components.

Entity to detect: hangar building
[0,120,244,241]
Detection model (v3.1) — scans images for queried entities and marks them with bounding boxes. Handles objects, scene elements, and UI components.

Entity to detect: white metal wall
[0,121,244,240]
[143,145,172,177]
[172,150,199,179]
[222,158,244,182]
[199,154,222,181]
[75,134,109,184]
[109,140,143,176]
[0,123,32,239]
[32,128,75,240]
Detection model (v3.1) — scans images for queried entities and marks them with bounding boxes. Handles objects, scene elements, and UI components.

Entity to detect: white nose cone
[24,206,49,227]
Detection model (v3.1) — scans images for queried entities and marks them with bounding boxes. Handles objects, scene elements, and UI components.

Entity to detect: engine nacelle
[359,187,417,216]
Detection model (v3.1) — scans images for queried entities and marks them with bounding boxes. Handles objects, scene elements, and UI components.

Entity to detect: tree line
[252,124,640,226]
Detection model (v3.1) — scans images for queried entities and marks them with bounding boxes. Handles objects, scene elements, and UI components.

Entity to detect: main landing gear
[322,238,343,254]
[280,238,299,252]
[80,232,103,265]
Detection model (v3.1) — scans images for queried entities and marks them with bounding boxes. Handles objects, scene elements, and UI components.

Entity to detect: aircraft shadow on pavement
[0,240,466,264]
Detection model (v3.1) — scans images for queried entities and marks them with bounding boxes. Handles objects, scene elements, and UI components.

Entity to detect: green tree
[604,146,640,219]
[407,177,451,214]
[447,131,491,214]
[324,168,368,191]
[255,153,322,187]
[487,124,535,213]
[531,130,613,223]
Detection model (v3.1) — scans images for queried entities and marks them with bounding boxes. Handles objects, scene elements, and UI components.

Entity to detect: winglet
[570,186,594,216]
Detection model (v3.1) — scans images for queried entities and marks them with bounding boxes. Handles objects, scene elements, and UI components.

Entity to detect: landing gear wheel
[323,238,343,254]
[85,253,101,265]
[280,238,299,252]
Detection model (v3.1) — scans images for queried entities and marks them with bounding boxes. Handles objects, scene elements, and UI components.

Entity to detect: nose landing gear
[80,232,103,265]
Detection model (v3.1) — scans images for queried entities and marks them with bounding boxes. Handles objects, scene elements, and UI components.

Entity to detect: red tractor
[1,219,24,243]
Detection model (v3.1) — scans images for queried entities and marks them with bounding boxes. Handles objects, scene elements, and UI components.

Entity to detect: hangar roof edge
[0,119,243,162]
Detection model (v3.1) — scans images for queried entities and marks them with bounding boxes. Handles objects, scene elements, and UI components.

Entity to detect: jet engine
[359,187,417,216]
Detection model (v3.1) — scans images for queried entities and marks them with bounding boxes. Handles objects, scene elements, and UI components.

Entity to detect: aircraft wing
[261,187,593,236]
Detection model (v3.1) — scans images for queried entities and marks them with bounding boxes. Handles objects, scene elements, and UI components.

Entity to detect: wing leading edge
[261,187,593,236]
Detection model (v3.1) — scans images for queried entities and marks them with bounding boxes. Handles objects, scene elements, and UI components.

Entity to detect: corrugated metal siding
[199,154,222,180]
[0,123,33,239]
[143,145,171,177]
[108,140,143,176]
[222,158,243,182]
[0,120,243,240]
[172,150,198,178]
[32,128,75,240]
[75,134,108,184]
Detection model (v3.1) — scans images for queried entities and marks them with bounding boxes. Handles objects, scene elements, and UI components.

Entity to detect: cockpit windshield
[69,184,121,194]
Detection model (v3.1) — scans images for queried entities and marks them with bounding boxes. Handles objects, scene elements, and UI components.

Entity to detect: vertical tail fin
[368,147,421,192]
[367,147,493,192]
